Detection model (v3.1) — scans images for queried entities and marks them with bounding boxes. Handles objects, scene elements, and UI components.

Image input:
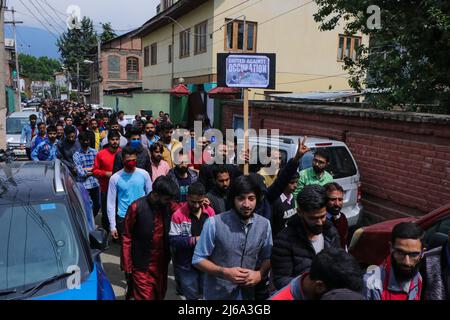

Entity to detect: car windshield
[6,118,30,135]
[303,146,358,179]
[0,202,85,295]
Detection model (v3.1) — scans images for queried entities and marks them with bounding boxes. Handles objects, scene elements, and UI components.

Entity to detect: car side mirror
[428,232,448,249]
[89,228,109,252]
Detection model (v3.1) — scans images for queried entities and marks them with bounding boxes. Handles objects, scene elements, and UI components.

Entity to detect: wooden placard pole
[243,88,249,175]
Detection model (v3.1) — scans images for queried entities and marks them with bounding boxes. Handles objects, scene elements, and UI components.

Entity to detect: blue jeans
[174,265,204,300]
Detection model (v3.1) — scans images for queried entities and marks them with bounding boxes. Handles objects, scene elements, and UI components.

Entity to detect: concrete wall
[222,100,450,223]
[103,92,171,116]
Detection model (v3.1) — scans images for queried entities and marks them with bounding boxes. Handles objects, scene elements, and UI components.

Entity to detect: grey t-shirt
[310,234,325,254]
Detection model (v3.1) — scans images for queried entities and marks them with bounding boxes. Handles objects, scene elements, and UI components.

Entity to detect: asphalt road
[96,215,183,300]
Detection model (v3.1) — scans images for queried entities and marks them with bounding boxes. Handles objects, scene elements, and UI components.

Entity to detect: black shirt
[190,212,209,237]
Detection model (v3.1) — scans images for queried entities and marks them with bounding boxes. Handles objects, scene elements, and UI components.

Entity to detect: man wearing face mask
[121,176,179,300]
[192,175,273,300]
[73,132,101,217]
[293,149,333,202]
[20,114,38,160]
[167,151,199,203]
[57,126,81,176]
[150,142,170,181]
[93,130,122,232]
[271,184,340,290]
[108,146,153,240]
[141,122,160,150]
[112,127,151,175]
[85,118,101,151]
[324,182,349,249]
[364,222,425,300]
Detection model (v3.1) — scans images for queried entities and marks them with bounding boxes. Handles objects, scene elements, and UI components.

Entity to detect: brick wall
[222,100,450,223]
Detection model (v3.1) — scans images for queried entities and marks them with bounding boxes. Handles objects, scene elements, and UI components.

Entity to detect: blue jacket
[20,124,36,148]
[31,139,58,161]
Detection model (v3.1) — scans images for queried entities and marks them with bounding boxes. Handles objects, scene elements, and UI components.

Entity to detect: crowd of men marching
[18,101,449,301]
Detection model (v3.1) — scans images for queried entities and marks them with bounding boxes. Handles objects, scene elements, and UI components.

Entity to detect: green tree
[19,53,61,81]
[100,22,117,43]
[313,0,450,113]
[57,16,98,92]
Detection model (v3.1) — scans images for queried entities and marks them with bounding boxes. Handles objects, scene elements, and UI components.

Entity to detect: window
[151,43,157,65]
[302,147,357,179]
[224,19,257,52]
[337,35,362,61]
[423,216,450,250]
[144,46,150,67]
[108,55,120,79]
[168,44,172,63]
[127,57,139,80]
[127,57,139,72]
[162,0,173,10]
[0,202,88,294]
[194,21,207,55]
[180,29,190,58]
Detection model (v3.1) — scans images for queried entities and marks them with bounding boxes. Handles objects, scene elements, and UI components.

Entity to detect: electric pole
[98,37,103,106]
[5,6,23,112]
[0,0,7,149]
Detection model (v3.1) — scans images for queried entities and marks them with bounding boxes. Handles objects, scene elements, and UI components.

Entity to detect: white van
[243,135,362,226]
[6,111,43,158]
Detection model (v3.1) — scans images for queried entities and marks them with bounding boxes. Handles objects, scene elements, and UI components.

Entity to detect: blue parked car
[0,160,115,300]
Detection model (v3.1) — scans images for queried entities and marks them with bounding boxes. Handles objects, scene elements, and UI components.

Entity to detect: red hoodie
[93,147,122,192]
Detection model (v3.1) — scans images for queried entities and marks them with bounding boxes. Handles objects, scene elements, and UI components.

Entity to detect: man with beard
[364,222,425,300]
[30,122,47,153]
[85,118,101,150]
[293,149,333,200]
[192,175,272,300]
[56,124,65,141]
[57,126,81,176]
[198,143,242,193]
[121,176,179,300]
[20,114,38,160]
[141,121,160,149]
[169,182,215,300]
[100,119,128,148]
[324,182,348,249]
[150,142,170,181]
[159,122,182,168]
[271,184,340,290]
[271,171,299,237]
[31,125,59,161]
[73,132,101,217]
[167,152,199,203]
[93,130,122,232]
[206,165,231,215]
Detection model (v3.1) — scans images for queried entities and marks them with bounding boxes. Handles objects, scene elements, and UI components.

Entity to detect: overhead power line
[34,0,67,32]
[18,0,59,39]
[28,0,63,36]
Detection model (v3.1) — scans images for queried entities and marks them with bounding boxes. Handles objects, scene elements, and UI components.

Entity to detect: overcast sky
[6,0,160,34]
